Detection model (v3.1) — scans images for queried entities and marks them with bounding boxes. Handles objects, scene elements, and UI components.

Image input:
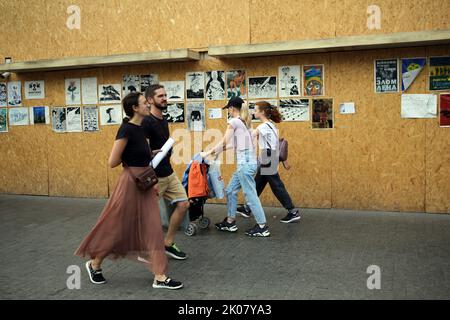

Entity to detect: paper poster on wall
[9,107,29,126]
[24,80,45,99]
[401,58,426,91]
[81,77,98,105]
[375,59,398,93]
[0,108,8,132]
[51,107,66,132]
[66,107,82,132]
[248,76,277,99]
[7,81,22,106]
[248,100,278,122]
[205,71,226,101]
[208,108,222,119]
[303,65,324,96]
[82,106,99,132]
[186,72,205,100]
[29,106,50,125]
[162,102,185,123]
[65,78,81,105]
[312,99,333,129]
[339,102,356,114]
[439,94,450,127]
[279,99,309,121]
[187,101,206,131]
[122,75,140,96]
[160,81,184,102]
[226,70,246,99]
[401,94,437,118]
[279,65,301,97]
[429,56,450,91]
[98,84,121,104]
[140,74,159,93]
[0,82,7,107]
[100,105,122,125]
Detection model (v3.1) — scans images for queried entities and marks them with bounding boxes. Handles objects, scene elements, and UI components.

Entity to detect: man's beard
[155,102,167,110]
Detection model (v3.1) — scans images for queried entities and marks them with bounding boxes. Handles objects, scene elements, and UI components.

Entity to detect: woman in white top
[201,97,270,237]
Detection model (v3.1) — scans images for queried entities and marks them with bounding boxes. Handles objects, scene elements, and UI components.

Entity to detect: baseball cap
[222,97,244,109]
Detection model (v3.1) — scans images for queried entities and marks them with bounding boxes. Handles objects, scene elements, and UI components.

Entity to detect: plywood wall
[1,45,449,213]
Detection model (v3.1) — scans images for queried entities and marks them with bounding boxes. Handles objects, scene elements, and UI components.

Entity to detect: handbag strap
[264,122,279,150]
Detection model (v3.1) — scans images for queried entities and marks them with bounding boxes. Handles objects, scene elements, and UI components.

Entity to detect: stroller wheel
[198,217,210,229]
[185,222,197,236]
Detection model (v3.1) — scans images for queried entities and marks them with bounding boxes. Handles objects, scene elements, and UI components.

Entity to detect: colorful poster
[7,81,22,106]
[312,99,333,129]
[0,108,7,132]
[140,74,159,93]
[122,74,140,96]
[24,80,45,99]
[98,84,121,103]
[439,94,450,127]
[375,59,398,93]
[81,77,98,105]
[162,102,185,123]
[186,72,205,99]
[66,106,82,132]
[401,94,437,118]
[65,78,81,105]
[82,106,99,131]
[51,107,66,132]
[279,65,301,97]
[159,81,184,102]
[248,76,277,99]
[0,82,6,107]
[401,58,426,91]
[303,65,324,96]
[187,101,206,131]
[9,107,29,126]
[279,99,310,121]
[429,56,450,91]
[226,70,246,99]
[205,71,226,100]
[99,105,122,125]
[29,106,50,124]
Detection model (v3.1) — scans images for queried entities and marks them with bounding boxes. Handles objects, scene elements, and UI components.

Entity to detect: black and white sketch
[140,74,159,92]
[0,82,7,107]
[247,100,278,122]
[279,65,301,97]
[52,107,66,132]
[187,101,206,131]
[29,106,49,125]
[8,107,29,126]
[81,77,98,105]
[162,103,185,123]
[65,78,81,105]
[279,99,310,122]
[82,106,99,131]
[160,81,184,101]
[99,84,121,103]
[66,107,82,132]
[205,71,226,100]
[248,76,277,99]
[25,80,45,100]
[0,108,7,132]
[122,75,140,96]
[7,81,22,106]
[186,72,205,99]
[100,105,122,125]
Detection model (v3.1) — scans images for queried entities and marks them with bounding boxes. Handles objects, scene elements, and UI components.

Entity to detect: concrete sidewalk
[0,194,449,300]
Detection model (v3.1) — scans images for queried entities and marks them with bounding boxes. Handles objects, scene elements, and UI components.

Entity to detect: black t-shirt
[141,114,174,177]
[115,122,151,167]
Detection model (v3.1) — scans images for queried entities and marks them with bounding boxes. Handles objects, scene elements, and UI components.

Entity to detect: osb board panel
[0,1,13,60]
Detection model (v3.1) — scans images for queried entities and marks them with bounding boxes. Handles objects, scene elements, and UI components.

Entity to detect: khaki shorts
[157,172,188,204]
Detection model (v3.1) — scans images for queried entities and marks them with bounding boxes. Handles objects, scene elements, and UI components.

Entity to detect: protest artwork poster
[66,107,82,132]
[186,72,205,100]
[29,106,50,125]
[0,108,8,132]
[279,99,310,122]
[159,81,184,102]
[0,82,7,107]
[65,78,81,105]
[98,84,121,103]
[226,70,246,99]
[439,93,450,127]
[303,65,324,96]
[99,105,122,125]
[81,77,98,105]
[374,59,399,93]
[187,101,206,132]
[429,56,450,91]
[52,107,66,133]
[279,66,301,97]
[24,80,45,99]
[140,74,159,93]
[7,81,22,106]
[248,76,277,99]
[311,98,333,129]
[401,58,426,91]
[122,75,140,96]
[247,100,278,122]
[205,71,226,101]
[83,106,99,132]
[9,107,29,126]
[162,103,185,123]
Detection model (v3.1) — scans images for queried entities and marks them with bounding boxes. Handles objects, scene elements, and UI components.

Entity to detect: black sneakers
[280,209,302,223]
[165,243,187,260]
[215,218,238,232]
[237,205,252,218]
[245,224,270,237]
[152,277,183,290]
[85,260,106,284]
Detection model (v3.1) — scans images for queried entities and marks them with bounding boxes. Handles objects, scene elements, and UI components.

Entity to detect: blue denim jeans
[226,149,267,224]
